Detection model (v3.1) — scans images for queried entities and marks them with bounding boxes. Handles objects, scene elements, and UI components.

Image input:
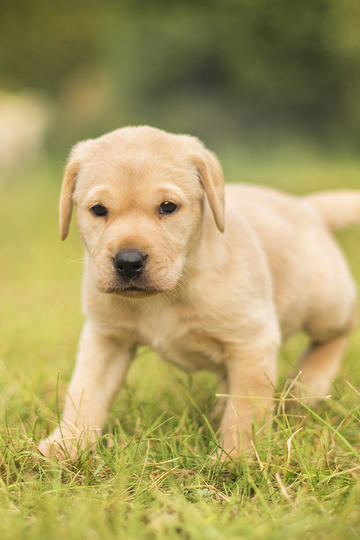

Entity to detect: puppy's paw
[38,428,76,460]
[211,445,241,462]
[212,432,254,462]
[38,427,98,460]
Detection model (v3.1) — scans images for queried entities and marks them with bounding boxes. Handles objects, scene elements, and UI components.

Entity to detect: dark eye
[159,201,178,215]
[90,204,108,217]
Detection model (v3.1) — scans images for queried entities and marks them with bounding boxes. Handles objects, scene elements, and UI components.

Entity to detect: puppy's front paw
[38,427,98,460]
[38,428,77,460]
[212,430,254,462]
[212,444,242,462]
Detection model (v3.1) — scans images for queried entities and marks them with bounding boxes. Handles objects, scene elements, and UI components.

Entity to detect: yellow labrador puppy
[39,126,360,459]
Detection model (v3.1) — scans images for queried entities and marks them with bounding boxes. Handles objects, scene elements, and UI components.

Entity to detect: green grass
[1,154,360,539]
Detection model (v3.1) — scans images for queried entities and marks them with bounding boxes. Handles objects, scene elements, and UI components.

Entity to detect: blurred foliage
[1,0,360,150]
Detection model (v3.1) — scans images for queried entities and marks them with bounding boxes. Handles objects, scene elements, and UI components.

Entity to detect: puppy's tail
[305,191,360,231]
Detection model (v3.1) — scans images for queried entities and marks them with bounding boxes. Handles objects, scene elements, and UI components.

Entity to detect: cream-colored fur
[39,126,360,459]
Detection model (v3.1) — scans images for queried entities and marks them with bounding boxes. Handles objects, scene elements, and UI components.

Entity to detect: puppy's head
[59,126,225,298]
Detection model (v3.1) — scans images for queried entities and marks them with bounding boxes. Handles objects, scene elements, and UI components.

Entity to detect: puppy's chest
[136,309,226,373]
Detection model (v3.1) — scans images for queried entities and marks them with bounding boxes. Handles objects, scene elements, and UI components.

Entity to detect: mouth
[124,286,147,292]
[116,288,160,298]
[105,284,160,297]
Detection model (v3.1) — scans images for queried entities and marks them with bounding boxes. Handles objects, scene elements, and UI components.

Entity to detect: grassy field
[1,153,360,539]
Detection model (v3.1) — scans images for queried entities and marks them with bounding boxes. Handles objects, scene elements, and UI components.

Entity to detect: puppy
[39,126,360,459]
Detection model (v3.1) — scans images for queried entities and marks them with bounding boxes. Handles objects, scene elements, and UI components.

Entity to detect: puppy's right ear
[59,141,90,240]
[59,159,79,240]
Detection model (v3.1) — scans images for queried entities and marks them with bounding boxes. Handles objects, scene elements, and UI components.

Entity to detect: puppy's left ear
[192,148,225,232]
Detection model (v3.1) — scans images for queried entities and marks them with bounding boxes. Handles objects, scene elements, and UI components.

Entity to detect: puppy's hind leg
[211,375,228,422]
[292,306,358,406]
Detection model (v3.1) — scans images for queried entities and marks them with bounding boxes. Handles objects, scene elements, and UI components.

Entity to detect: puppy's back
[226,184,357,339]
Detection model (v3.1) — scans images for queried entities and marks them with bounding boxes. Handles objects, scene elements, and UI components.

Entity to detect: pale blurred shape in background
[0,91,50,174]
[0,1,360,168]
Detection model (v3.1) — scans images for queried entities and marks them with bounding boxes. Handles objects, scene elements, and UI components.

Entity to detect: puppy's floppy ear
[59,141,89,240]
[192,148,225,233]
[59,160,79,240]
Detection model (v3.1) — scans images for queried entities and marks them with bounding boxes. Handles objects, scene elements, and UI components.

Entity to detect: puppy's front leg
[218,342,278,460]
[39,322,134,458]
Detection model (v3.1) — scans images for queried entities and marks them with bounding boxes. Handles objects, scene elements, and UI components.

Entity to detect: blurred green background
[1,0,360,161]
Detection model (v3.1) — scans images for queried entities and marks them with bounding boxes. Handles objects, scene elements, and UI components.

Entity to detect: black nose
[113,250,147,279]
